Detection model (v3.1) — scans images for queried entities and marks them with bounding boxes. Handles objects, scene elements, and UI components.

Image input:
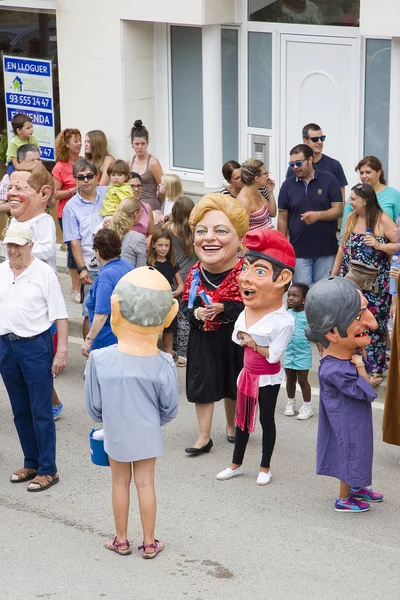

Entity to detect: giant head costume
[239,229,296,318]
[305,277,377,355]
[111,266,179,354]
[189,193,249,273]
[8,161,55,222]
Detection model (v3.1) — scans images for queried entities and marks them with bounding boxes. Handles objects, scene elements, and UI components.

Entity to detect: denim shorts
[82,270,99,318]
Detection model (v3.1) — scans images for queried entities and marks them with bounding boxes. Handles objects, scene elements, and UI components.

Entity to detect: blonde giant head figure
[189,193,249,273]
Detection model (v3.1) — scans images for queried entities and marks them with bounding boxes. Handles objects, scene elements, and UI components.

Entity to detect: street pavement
[1,335,400,600]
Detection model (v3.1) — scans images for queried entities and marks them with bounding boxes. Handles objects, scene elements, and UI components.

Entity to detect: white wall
[121,21,155,161]
[360,0,400,36]
[56,1,156,162]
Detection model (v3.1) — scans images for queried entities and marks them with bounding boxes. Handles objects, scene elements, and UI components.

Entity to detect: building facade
[0,0,397,195]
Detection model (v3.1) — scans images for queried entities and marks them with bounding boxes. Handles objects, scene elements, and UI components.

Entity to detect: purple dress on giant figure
[305,277,383,513]
[317,356,376,487]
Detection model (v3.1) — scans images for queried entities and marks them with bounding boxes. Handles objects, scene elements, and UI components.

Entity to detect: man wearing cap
[6,158,64,420]
[217,229,295,486]
[0,224,68,492]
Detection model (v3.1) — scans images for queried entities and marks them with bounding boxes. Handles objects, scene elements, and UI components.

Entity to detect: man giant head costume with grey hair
[110,266,178,352]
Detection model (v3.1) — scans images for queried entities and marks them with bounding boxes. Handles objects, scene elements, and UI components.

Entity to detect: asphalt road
[0,338,399,600]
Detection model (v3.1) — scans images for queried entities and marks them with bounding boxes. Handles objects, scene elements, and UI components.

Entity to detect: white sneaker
[284,399,296,416]
[297,404,313,420]
[256,471,272,486]
[216,466,243,480]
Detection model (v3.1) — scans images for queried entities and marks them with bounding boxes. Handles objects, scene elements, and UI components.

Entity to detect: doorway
[280,34,360,189]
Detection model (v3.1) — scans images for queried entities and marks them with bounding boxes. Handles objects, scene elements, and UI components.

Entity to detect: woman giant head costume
[189,193,249,271]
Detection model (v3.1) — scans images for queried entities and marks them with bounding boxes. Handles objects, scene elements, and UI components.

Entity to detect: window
[364,40,391,177]
[248,32,272,129]
[249,1,360,26]
[170,26,239,171]
[222,29,239,162]
[170,26,204,170]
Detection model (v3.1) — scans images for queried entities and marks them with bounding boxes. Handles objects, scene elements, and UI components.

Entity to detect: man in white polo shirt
[0,224,68,492]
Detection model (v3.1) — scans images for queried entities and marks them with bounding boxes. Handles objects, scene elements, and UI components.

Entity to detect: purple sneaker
[350,487,384,503]
[334,497,370,513]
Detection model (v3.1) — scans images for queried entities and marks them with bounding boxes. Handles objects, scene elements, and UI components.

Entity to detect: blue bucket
[89,429,110,467]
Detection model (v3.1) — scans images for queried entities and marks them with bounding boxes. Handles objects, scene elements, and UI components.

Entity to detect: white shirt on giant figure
[0,257,67,337]
[7,213,57,273]
[232,305,294,387]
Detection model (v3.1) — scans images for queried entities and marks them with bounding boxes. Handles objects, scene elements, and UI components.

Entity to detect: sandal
[369,374,383,387]
[27,474,59,492]
[104,536,131,556]
[70,290,81,304]
[138,539,164,559]
[10,468,37,483]
[174,355,186,367]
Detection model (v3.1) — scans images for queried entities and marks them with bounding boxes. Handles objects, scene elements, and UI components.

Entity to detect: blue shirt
[86,258,134,350]
[286,154,348,187]
[62,187,107,270]
[278,169,342,258]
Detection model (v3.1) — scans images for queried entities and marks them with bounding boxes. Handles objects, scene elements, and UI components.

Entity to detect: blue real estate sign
[2,55,55,161]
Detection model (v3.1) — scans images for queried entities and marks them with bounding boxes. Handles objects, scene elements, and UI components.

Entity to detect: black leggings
[232,384,280,468]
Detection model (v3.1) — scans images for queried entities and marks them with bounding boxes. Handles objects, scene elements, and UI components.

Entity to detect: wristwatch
[77,266,88,274]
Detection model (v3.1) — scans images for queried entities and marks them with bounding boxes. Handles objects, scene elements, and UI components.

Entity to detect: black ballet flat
[184,439,213,455]
[226,428,236,444]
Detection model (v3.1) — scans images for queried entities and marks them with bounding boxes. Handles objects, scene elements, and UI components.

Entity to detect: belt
[1,332,44,341]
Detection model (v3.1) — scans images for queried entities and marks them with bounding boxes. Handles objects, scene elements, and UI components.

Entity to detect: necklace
[200,265,219,289]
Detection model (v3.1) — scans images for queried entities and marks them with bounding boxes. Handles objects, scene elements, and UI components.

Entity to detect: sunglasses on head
[308,135,326,143]
[76,173,95,181]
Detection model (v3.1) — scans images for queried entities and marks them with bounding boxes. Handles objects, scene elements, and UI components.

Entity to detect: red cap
[244,229,296,272]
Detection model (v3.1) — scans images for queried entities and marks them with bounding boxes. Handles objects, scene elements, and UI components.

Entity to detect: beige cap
[3,223,33,245]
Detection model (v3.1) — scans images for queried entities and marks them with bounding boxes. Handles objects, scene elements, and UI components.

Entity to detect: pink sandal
[104,536,131,555]
[137,539,164,559]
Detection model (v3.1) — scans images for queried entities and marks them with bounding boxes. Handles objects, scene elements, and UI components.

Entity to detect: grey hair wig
[304,277,361,349]
[114,280,173,327]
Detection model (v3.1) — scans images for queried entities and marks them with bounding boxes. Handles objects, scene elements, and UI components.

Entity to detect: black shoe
[226,428,236,444]
[185,439,213,455]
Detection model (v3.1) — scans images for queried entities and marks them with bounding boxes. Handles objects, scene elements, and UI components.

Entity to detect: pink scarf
[235,346,280,433]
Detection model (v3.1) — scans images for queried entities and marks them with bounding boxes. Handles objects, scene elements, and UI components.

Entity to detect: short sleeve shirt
[86,258,134,350]
[62,187,108,270]
[6,135,39,164]
[278,169,342,258]
[0,257,68,336]
[153,260,177,288]
[286,154,348,187]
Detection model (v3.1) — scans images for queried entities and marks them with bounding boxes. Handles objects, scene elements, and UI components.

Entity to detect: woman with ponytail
[109,197,147,267]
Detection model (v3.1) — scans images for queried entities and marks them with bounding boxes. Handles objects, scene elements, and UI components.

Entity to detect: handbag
[344,232,380,293]
[345,260,379,293]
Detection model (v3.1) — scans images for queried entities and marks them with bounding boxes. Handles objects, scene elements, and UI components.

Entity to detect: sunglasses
[308,135,326,143]
[76,173,95,181]
[288,159,307,168]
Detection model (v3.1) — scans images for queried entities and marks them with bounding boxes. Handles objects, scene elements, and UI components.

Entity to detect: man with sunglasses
[286,123,348,201]
[278,144,343,286]
[62,159,107,339]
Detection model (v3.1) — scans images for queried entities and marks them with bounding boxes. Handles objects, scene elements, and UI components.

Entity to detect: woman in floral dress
[331,183,398,385]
